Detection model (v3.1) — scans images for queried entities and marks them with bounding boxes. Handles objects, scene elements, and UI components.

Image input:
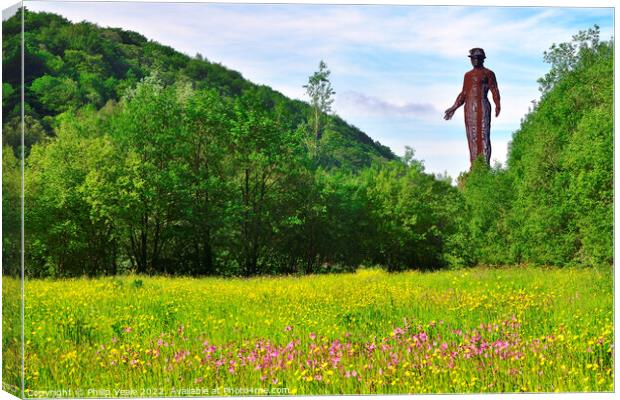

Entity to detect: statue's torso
[463,67,492,103]
[462,67,494,163]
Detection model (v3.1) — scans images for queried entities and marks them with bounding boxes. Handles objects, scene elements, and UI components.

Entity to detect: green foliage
[563,105,613,265]
[538,25,602,95]
[304,60,335,141]
[30,75,82,114]
[461,27,613,268]
[510,34,612,266]
[2,115,48,157]
[3,8,394,167]
[459,159,514,265]
[2,82,15,104]
[363,149,465,271]
[25,107,117,277]
[227,88,308,275]
[21,76,466,277]
[2,146,21,276]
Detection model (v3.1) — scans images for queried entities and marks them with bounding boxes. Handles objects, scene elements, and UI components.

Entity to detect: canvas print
[1,0,614,397]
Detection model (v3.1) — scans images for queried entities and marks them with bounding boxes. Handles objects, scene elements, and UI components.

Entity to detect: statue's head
[468,48,486,67]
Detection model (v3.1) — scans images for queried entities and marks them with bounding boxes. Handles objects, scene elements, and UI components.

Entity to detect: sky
[22,0,614,180]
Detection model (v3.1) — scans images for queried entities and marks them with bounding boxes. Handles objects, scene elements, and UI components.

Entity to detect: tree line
[3,77,464,277]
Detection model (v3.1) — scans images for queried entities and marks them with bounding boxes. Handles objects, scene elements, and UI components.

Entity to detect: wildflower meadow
[4,266,613,396]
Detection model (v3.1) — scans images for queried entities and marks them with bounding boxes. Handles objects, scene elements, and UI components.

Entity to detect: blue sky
[25,1,614,180]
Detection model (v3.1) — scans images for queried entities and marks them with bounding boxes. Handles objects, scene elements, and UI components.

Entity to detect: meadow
[6,266,614,396]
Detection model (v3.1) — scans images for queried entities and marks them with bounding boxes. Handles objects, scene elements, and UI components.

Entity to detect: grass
[2,265,614,396]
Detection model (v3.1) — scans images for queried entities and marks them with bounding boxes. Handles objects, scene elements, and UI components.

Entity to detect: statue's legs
[465,99,492,166]
[482,98,491,164]
[465,102,480,165]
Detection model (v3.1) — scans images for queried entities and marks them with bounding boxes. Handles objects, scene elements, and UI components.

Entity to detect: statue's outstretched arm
[444,77,466,120]
[490,71,501,117]
[452,91,466,109]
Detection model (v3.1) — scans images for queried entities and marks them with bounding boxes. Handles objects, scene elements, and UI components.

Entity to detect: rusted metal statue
[444,48,501,166]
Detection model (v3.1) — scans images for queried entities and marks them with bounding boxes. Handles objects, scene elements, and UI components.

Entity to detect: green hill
[6,8,459,279]
[461,25,613,267]
[2,8,395,169]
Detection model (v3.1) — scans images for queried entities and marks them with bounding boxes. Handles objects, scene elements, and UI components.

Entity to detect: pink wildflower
[174,350,189,363]
[393,327,405,336]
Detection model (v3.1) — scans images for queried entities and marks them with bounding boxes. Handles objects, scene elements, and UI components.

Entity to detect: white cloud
[336,91,437,118]
[27,3,603,63]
